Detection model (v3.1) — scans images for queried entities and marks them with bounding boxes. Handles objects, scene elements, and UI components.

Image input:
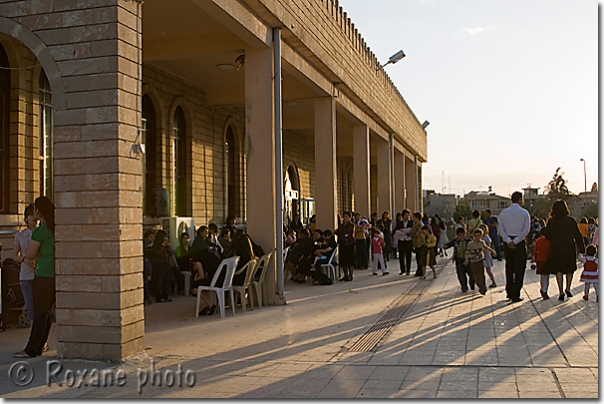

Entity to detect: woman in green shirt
[14,196,55,358]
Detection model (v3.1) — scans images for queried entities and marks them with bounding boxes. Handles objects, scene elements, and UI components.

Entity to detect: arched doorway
[173,106,187,216]
[142,94,157,216]
[284,165,300,229]
[0,44,10,213]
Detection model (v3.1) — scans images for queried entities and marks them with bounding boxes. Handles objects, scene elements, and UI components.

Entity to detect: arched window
[173,107,187,216]
[39,70,53,198]
[142,95,157,216]
[0,44,10,213]
[225,125,236,217]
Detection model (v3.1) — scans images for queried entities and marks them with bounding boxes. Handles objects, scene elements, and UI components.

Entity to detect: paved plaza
[0,257,598,399]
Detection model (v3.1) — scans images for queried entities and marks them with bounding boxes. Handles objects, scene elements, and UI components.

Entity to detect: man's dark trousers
[503,240,527,301]
[455,258,474,291]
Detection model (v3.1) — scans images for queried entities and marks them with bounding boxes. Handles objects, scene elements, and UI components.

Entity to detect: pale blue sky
[341,0,598,197]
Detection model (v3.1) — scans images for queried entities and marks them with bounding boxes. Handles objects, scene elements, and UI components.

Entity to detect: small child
[465,229,496,295]
[419,225,437,279]
[533,228,552,300]
[479,224,497,288]
[443,228,474,292]
[371,228,388,276]
[579,245,598,302]
[285,229,296,247]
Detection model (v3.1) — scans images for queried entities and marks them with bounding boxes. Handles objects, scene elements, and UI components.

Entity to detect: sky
[341,0,598,198]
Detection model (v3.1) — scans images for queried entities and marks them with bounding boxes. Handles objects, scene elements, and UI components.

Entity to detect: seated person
[207,223,223,255]
[191,260,217,316]
[191,226,221,259]
[294,229,337,284]
[285,228,314,280]
[218,227,232,257]
[226,233,256,286]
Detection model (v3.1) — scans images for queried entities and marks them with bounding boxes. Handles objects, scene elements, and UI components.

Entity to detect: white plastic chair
[282,247,293,280]
[232,258,260,313]
[251,251,273,308]
[195,256,240,318]
[320,246,339,283]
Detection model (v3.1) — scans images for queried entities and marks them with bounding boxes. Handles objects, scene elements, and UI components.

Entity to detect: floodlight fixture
[376,50,406,71]
[422,120,430,129]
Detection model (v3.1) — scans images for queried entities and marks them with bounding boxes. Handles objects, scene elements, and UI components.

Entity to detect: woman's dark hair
[457,216,464,222]
[232,233,255,259]
[586,244,597,256]
[343,211,352,218]
[34,196,55,233]
[402,209,411,216]
[144,229,155,239]
[430,217,437,226]
[24,204,35,223]
[208,223,218,233]
[314,229,323,237]
[225,215,236,226]
[153,230,168,248]
[579,217,588,224]
[299,228,310,238]
[196,226,208,237]
[588,217,595,225]
[220,227,231,238]
[413,212,422,220]
[179,232,190,246]
[472,210,480,218]
[550,200,569,218]
[382,211,389,219]
[323,229,332,237]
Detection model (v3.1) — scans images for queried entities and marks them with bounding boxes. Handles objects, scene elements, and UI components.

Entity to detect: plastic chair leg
[217,290,225,318]
[230,289,236,316]
[195,289,202,317]
[241,290,246,313]
[249,289,254,311]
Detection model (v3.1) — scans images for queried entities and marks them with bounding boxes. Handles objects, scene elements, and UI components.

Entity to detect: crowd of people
[142,215,266,316]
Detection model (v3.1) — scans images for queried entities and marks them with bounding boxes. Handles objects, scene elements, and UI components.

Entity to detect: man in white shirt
[498,191,531,303]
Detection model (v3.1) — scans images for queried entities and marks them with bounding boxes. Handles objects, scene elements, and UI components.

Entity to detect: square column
[376,138,391,214]
[405,155,418,212]
[52,2,144,361]
[314,97,337,230]
[394,150,405,213]
[352,125,370,218]
[244,46,277,303]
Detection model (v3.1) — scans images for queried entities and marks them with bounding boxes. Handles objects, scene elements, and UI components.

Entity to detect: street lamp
[376,50,406,71]
[580,158,586,193]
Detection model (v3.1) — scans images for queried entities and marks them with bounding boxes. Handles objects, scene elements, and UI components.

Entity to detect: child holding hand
[579,245,598,302]
[533,228,552,300]
[419,225,438,279]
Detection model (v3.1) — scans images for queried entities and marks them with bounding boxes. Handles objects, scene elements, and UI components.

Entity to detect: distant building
[569,191,599,218]
[423,190,457,220]
[462,191,511,216]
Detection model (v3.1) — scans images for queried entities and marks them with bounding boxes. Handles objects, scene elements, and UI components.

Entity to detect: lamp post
[376,50,406,71]
[580,158,586,193]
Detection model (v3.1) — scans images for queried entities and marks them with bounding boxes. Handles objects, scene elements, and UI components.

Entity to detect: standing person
[443,228,474,292]
[498,191,531,303]
[479,224,497,288]
[542,200,585,301]
[430,217,441,253]
[533,228,552,300]
[436,215,449,257]
[396,209,414,275]
[484,209,502,260]
[336,211,357,281]
[578,217,589,247]
[410,212,424,277]
[467,210,483,234]
[12,204,39,324]
[393,212,403,259]
[587,218,597,245]
[354,216,369,270]
[149,230,173,303]
[371,228,388,276]
[579,245,598,302]
[174,232,192,293]
[455,216,467,233]
[14,196,55,358]
[225,215,237,237]
[378,211,393,262]
[418,225,438,279]
[464,229,496,295]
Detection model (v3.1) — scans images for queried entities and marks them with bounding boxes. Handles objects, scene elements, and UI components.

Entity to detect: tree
[453,201,471,222]
[591,182,598,193]
[581,202,598,219]
[544,168,575,204]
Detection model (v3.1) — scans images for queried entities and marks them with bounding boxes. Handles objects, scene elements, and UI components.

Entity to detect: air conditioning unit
[160,217,195,249]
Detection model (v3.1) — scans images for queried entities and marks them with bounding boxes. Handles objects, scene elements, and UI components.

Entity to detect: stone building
[0,0,427,361]
[463,191,511,216]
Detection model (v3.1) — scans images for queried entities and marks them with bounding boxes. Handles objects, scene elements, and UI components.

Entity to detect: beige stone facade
[0,0,427,361]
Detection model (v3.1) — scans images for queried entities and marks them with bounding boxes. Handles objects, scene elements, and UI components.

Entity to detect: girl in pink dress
[579,245,598,302]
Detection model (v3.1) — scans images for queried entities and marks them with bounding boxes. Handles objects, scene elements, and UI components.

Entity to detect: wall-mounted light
[376,50,406,71]
[422,120,430,129]
[217,64,235,71]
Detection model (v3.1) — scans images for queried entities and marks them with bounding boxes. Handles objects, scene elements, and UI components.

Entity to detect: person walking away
[435,215,448,257]
[465,229,496,295]
[396,209,414,275]
[587,218,596,245]
[419,225,438,279]
[444,228,475,292]
[542,200,585,301]
[371,229,388,275]
[498,191,531,303]
[578,217,589,248]
[14,197,55,358]
[579,244,598,302]
[430,217,442,255]
[533,228,552,300]
[479,224,497,288]
[12,204,38,325]
[354,214,369,270]
[484,209,502,260]
[410,212,424,277]
[336,211,357,281]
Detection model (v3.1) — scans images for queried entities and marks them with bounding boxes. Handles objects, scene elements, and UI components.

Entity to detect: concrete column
[244,46,278,303]
[394,150,405,213]
[376,138,391,214]
[405,155,417,212]
[51,2,144,361]
[314,97,337,230]
[352,125,370,218]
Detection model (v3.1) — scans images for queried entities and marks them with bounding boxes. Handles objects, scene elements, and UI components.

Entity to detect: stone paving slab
[0,256,598,398]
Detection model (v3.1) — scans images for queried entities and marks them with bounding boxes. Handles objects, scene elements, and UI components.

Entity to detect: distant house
[423,190,457,220]
[462,191,511,216]
[568,191,599,218]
